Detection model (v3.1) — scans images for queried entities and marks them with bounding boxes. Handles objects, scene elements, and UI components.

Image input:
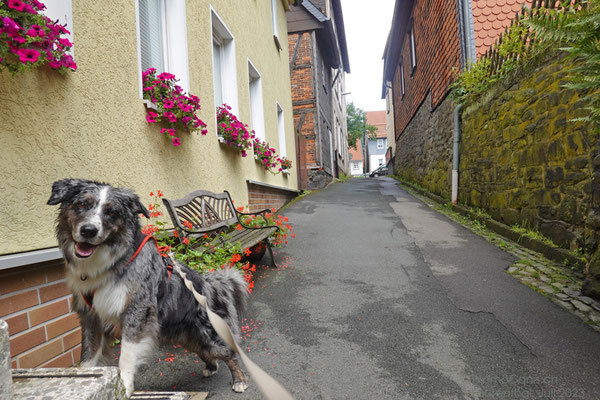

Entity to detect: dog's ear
[47,179,90,205]
[122,189,151,219]
[135,198,151,219]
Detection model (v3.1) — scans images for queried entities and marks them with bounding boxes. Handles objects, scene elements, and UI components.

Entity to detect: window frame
[377,139,384,150]
[408,22,417,74]
[135,0,190,98]
[276,102,286,158]
[400,62,405,98]
[270,0,282,50]
[211,7,238,115]
[42,0,74,56]
[248,59,265,142]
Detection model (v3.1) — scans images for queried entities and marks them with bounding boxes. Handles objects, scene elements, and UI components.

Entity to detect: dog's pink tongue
[75,242,96,257]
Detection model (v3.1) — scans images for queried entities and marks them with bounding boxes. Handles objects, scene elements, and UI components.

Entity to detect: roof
[288,0,350,73]
[381,0,530,97]
[366,111,387,138]
[472,0,530,57]
[381,0,414,98]
[348,139,363,161]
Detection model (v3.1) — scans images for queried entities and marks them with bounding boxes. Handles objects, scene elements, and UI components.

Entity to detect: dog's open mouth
[75,242,97,258]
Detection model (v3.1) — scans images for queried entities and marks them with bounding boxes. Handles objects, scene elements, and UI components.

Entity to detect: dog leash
[172,263,294,400]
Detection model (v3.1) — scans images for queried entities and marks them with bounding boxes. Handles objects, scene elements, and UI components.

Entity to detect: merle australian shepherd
[47,179,248,396]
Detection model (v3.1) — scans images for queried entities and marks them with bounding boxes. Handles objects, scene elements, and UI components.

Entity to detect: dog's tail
[205,267,248,314]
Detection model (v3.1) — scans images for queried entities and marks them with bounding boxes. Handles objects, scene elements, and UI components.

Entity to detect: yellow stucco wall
[0,0,297,255]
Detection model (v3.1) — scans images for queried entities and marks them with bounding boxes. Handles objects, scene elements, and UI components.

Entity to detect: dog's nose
[80,224,98,239]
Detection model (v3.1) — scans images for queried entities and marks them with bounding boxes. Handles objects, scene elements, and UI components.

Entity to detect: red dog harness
[81,234,174,309]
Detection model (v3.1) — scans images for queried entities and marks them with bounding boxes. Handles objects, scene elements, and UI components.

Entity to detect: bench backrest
[162,190,238,236]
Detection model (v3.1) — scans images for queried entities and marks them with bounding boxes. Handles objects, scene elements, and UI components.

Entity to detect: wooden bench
[162,190,279,267]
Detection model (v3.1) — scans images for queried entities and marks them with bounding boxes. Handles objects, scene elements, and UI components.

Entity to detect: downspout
[452,104,462,205]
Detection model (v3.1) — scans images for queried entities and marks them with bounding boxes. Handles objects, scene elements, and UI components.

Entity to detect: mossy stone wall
[460,54,598,251]
[394,93,455,199]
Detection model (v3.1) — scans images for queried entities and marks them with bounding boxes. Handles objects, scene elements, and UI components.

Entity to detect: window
[379,158,384,166]
[212,8,237,113]
[400,63,405,98]
[248,60,265,141]
[408,23,416,73]
[377,139,384,149]
[353,162,359,169]
[270,0,281,50]
[43,0,73,54]
[137,0,190,94]
[276,102,286,157]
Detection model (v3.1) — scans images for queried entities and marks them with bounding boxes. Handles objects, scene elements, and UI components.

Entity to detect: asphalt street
[133,177,600,399]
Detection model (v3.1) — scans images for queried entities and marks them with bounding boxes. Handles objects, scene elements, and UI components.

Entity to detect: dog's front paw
[232,381,248,393]
[124,382,134,398]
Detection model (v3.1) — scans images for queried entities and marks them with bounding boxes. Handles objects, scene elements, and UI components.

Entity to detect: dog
[47,179,249,396]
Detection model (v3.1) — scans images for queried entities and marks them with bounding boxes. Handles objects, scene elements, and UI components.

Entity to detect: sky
[341,0,396,113]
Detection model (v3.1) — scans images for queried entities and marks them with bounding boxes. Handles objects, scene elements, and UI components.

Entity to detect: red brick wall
[247,182,296,212]
[0,260,81,368]
[392,0,461,139]
[289,32,319,186]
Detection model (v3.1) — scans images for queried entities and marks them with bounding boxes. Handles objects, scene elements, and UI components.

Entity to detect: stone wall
[459,54,598,252]
[395,93,456,199]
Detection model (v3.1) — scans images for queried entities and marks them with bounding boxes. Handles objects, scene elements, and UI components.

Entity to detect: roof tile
[472,0,531,58]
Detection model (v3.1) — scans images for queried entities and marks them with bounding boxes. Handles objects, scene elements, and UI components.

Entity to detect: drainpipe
[452,104,462,205]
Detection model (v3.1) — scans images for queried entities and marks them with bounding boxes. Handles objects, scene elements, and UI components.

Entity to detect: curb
[397,180,584,269]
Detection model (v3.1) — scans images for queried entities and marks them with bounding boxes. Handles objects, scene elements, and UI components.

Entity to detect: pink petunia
[163,100,174,109]
[168,129,175,136]
[157,72,175,81]
[163,112,177,123]
[7,0,25,12]
[58,38,72,47]
[146,111,159,123]
[32,0,46,10]
[172,137,181,146]
[17,48,40,64]
[160,128,169,134]
[11,34,26,44]
[26,25,45,38]
[2,17,22,36]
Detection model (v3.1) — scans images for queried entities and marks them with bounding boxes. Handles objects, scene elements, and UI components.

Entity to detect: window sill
[143,99,158,111]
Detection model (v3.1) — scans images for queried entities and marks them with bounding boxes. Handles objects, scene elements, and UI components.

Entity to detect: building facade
[348,139,364,176]
[365,111,387,173]
[381,0,529,196]
[0,0,297,369]
[287,0,350,190]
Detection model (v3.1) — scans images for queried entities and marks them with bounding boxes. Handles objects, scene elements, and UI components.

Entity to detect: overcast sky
[341,0,396,113]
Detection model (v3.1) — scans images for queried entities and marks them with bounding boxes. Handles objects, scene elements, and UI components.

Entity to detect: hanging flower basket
[0,0,77,74]
[278,156,292,174]
[253,138,278,171]
[142,67,207,147]
[216,104,254,156]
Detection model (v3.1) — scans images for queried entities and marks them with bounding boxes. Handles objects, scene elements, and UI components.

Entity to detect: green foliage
[450,24,535,104]
[346,102,378,150]
[510,224,558,248]
[524,0,600,131]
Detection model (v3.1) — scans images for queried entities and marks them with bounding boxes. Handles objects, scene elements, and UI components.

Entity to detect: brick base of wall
[0,260,81,369]
[247,181,297,212]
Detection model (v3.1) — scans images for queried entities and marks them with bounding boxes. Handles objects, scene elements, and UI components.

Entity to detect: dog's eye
[76,201,88,210]
[105,209,117,218]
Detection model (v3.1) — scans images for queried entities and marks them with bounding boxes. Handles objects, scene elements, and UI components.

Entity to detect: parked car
[370,166,388,177]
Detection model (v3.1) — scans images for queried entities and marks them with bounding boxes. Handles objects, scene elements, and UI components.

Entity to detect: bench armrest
[235,209,280,231]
